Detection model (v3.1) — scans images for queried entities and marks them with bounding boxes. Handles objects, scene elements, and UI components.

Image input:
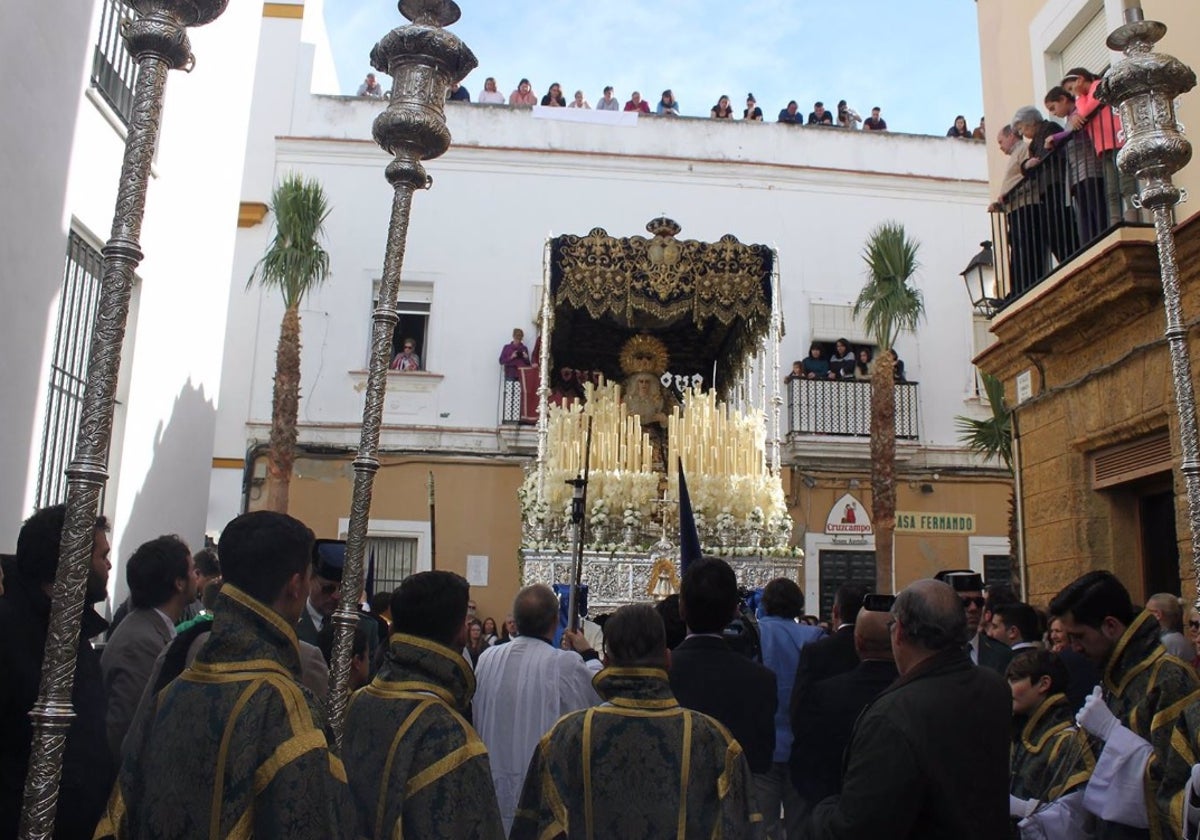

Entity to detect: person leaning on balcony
[624,91,651,114]
[509,78,538,107]
[785,360,805,384]
[1062,67,1129,224]
[1013,104,1078,265]
[989,123,1044,295]
[802,343,835,381]
[889,349,906,383]
[357,73,384,99]
[478,76,505,104]
[1044,86,1108,246]
[854,347,873,380]
[830,338,856,379]
[596,86,619,111]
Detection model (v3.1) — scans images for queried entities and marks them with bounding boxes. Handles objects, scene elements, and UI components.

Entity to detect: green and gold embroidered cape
[510,667,758,840]
[95,585,353,839]
[1103,611,1200,840]
[1011,692,1094,803]
[342,633,504,840]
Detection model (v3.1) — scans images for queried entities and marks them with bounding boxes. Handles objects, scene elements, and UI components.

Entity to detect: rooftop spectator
[357,73,384,99]
[711,95,733,119]
[509,78,537,107]
[596,85,619,111]
[778,100,802,125]
[624,91,650,114]
[567,89,590,109]
[972,116,986,140]
[656,89,680,116]
[837,100,861,130]
[478,76,505,104]
[744,93,763,121]
[541,83,566,108]
[863,106,887,131]
[447,83,469,102]
[808,101,834,126]
[947,115,972,138]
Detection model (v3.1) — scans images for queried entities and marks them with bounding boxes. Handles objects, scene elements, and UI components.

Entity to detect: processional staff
[427,470,437,570]
[325,0,476,749]
[18,3,229,839]
[565,416,593,634]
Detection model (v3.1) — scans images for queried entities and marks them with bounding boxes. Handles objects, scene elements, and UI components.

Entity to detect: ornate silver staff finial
[18,4,228,837]
[325,0,475,748]
[1097,6,1199,607]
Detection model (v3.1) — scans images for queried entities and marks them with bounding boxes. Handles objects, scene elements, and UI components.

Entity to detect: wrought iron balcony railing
[787,378,920,440]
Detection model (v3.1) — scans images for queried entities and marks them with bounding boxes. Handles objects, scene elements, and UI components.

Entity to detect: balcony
[786,379,920,440]
[988,107,1150,309]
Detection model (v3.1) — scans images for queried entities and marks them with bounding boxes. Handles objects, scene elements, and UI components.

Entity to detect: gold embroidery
[212,681,263,839]
[404,740,489,798]
[376,700,433,840]
[583,709,595,840]
[677,711,692,840]
[253,729,327,794]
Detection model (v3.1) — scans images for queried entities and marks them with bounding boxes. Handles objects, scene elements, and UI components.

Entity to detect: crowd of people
[785,338,908,384]
[989,66,1128,297]
[357,72,984,138]
[7,502,1200,838]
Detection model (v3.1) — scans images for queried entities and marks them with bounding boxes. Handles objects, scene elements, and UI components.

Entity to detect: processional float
[519,218,801,613]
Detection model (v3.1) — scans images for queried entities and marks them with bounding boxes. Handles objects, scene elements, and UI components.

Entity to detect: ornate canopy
[549,217,774,395]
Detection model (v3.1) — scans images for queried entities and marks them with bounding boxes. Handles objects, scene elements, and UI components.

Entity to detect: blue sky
[327,1,984,137]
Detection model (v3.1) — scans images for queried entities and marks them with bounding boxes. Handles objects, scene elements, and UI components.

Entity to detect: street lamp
[959,240,1000,317]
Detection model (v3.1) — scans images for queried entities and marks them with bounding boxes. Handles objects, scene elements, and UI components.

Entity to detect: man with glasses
[296,541,380,668]
[806,579,1010,838]
[1050,571,1200,838]
[936,570,1013,674]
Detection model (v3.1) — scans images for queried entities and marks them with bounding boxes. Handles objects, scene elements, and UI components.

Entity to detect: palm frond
[955,373,1013,471]
[249,173,332,308]
[853,221,924,349]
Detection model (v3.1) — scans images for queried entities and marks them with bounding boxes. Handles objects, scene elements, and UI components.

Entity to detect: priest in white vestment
[473,584,602,833]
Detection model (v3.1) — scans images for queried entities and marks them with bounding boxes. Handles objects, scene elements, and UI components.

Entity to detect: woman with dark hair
[854,347,873,380]
[656,89,680,116]
[830,338,856,379]
[482,616,499,646]
[509,78,537,106]
[889,348,907,383]
[541,82,566,107]
[711,95,733,119]
[802,343,834,380]
[465,618,487,665]
[947,115,972,138]
[837,100,861,129]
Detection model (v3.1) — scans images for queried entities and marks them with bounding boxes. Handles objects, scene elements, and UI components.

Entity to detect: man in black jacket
[791,609,898,807]
[669,557,777,785]
[807,578,1011,839]
[0,505,113,840]
[790,582,868,706]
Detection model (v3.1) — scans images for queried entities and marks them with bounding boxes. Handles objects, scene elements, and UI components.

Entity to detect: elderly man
[1052,571,1200,837]
[511,604,757,838]
[1146,593,1193,660]
[472,584,601,833]
[990,123,1044,294]
[357,73,383,98]
[807,579,1011,839]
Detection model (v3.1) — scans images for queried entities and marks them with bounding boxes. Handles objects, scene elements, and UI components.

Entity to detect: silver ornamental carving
[326,0,476,748]
[18,3,228,838]
[1098,8,1199,608]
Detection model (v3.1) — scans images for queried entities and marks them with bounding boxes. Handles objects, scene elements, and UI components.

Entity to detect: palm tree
[249,174,331,512]
[956,373,1018,582]
[854,222,924,590]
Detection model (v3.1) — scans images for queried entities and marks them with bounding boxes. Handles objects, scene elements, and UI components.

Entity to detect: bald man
[1147,593,1193,660]
[791,609,898,807]
[807,580,1011,839]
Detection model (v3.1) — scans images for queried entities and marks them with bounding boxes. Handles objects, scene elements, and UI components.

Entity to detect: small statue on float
[619,334,678,470]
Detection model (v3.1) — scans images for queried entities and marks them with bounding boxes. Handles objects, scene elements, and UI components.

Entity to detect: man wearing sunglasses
[297,540,381,669]
[935,570,1013,675]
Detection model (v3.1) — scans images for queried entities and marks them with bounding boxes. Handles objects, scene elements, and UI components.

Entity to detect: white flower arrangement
[622,507,642,528]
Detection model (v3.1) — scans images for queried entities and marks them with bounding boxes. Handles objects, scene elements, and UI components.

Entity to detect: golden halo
[619,334,670,376]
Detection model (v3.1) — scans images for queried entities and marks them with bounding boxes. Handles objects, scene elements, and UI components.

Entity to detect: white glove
[1009,794,1036,819]
[1185,763,1200,839]
[1076,685,1118,741]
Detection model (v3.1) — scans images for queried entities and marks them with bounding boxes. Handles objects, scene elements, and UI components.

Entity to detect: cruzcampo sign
[894,512,977,535]
[825,493,873,536]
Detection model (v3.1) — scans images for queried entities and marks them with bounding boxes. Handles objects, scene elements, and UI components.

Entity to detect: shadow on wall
[113,379,216,607]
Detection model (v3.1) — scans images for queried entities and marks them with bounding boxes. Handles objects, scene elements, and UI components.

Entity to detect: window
[1055,8,1111,81]
[367,536,418,595]
[374,282,432,369]
[36,232,105,508]
[91,0,138,126]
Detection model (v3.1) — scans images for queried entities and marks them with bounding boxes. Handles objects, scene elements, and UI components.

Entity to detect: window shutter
[1058,10,1112,80]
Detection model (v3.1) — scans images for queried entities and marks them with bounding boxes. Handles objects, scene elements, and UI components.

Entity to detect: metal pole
[1098,8,1199,605]
[536,241,553,508]
[326,0,476,748]
[427,470,436,571]
[18,3,227,837]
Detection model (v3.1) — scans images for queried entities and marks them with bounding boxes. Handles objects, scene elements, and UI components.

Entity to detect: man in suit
[101,534,195,764]
[790,582,869,714]
[807,579,1011,838]
[791,609,898,807]
[669,557,777,792]
[297,540,342,645]
[937,570,1013,674]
